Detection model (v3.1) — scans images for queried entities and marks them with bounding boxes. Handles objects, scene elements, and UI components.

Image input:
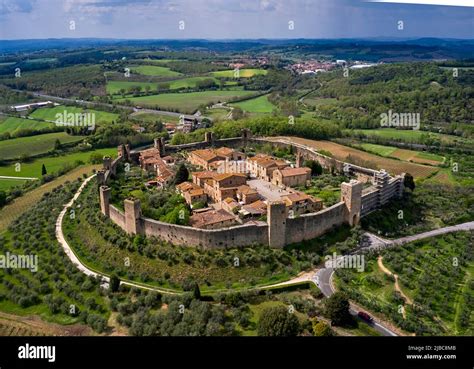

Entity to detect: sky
[0,0,472,40]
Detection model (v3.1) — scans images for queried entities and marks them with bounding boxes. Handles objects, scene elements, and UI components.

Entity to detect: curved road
[315,222,474,336]
[57,175,474,335]
[55,174,178,294]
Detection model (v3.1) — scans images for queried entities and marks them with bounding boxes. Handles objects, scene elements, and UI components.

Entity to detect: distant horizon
[2,36,473,42]
[1,0,472,40]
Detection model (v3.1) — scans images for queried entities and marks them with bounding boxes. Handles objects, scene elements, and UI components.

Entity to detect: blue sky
[0,0,472,40]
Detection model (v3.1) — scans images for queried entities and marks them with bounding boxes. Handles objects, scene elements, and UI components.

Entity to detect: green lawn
[119,90,258,112]
[211,69,268,78]
[0,148,117,179]
[0,117,54,134]
[131,65,182,77]
[230,94,276,113]
[359,143,397,157]
[29,106,119,125]
[0,132,86,160]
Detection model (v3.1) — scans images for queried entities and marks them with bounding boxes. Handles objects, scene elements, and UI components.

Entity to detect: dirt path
[377,256,413,318]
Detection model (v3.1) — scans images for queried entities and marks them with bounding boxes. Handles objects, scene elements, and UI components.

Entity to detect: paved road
[363,221,474,250]
[314,222,474,336]
[55,174,177,294]
[0,175,39,180]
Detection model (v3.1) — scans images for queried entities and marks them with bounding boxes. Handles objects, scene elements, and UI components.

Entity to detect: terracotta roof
[177,182,199,192]
[249,200,267,210]
[190,149,219,162]
[213,173,246,182]
[192,171,216,179]
[237,185,258,195]
[215,147,234,157]
[278,167,311,177]
[282,192,321,204]
[140,148,161,159]
[188,188,205,196]
[190,209,236,228]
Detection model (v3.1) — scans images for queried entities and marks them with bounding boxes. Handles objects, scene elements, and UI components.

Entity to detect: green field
[130,112,180,124]
[131,65,182,77]
[211,69,267,78]
[0,178,29,191]
[357,143,445,164]
[0,117,54,134]
[359,143,397,157]
[230,94,276,113]
[132,59,179,64]
[107,77,237,95]
[0,148,117,179]
[0,132,85,160]
[351,128,471,145]
[119,90,258,112]
[29,106,119,125]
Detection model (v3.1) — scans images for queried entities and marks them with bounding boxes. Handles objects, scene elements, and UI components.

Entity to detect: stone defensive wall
[96,130,404,249]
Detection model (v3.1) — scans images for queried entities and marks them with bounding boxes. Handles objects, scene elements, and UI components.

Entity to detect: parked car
[357,311,373,322]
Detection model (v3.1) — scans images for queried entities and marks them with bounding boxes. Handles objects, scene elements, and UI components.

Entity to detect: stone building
[236,185,260,204]
[188,147,245,170]
[203,173,247,203]
[189,209,238,229]
[248,154,287,181]
[281,192,323,216]
[272,167,311,188]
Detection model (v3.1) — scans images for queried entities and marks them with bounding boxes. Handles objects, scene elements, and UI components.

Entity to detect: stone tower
[118,144,131,161]
[154,138,165,157]
[96,170,106,186]
[124,199,143,235]
[341,180,362,226]
[205,131,214,145]
[296,151,304,168]
[99,186,111,217]
[267,201,287,248]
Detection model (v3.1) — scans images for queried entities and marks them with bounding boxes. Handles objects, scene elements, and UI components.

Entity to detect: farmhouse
[272,167,311,188]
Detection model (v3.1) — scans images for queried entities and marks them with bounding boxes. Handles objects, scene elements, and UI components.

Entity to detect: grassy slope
[0,117,54,134]
[0,148,117,179]
[29,106,119,125]
[0,165,100,232]
[131,65,182,77]
[230,94,276,113]
[0,132,85,160]
[118,90,257,111]
[211,69,267,78]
